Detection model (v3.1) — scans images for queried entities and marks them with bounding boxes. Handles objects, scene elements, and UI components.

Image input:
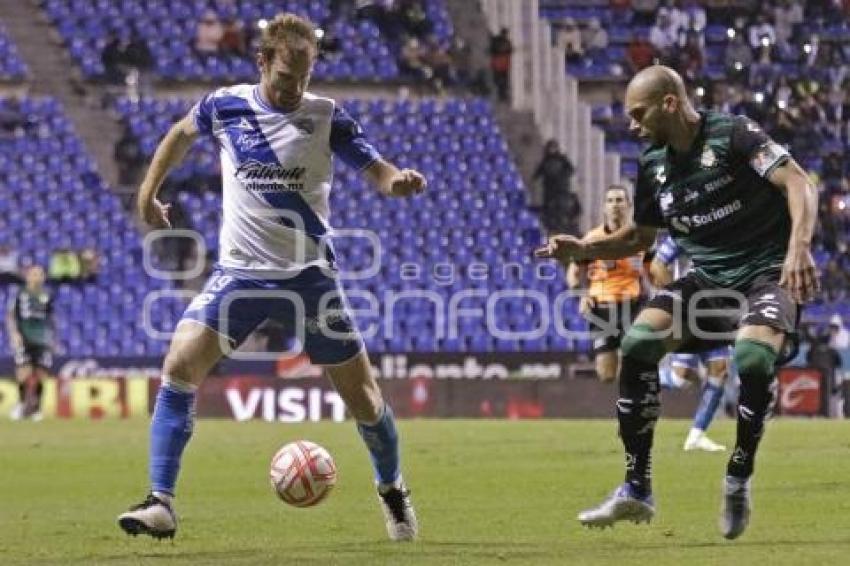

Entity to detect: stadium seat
[41,0,453,82]
[0,96,181,357]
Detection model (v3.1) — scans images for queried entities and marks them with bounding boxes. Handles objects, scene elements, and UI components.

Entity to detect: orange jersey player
[567,185,647,382]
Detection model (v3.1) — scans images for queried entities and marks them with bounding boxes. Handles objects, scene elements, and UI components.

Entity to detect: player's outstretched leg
[326,351,417,541]
[719,338,778,540]
[118,321,225,540]
[578,322,665,529]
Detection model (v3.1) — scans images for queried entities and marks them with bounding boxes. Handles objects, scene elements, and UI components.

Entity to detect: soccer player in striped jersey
[118,13,425,541]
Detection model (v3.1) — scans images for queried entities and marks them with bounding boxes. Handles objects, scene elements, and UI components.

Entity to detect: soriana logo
[777,368,822,416]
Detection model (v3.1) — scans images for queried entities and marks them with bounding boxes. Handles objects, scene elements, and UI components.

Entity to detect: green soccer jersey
[634,111,792,288]
[10,288,53,347]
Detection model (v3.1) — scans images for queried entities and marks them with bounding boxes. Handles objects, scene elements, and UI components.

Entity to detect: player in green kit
[6,265,54,421]
[536,65,818,539]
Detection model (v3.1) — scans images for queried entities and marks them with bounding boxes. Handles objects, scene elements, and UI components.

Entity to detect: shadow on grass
[609,538,850,551]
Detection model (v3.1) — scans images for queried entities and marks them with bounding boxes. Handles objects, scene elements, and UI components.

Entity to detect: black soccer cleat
[118,493,177,540]
[377,479,418,541]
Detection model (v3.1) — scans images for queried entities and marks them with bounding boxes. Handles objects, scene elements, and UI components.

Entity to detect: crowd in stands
[91,0,466,89]
[0,245,100,285]
[48,247,100,284]
[545,0,850,83]
[101,29,154,86]
[91,0,515,97]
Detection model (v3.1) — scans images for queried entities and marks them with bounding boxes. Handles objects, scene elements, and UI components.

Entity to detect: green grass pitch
[2,418,850,565]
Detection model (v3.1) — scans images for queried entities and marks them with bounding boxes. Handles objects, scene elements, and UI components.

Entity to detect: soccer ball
[269,440,337,507]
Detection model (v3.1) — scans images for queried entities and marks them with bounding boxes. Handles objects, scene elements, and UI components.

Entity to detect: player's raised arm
[362,159,427,198]
[329,104,426,198]
[136,113,200,228]
[534,223,656,265]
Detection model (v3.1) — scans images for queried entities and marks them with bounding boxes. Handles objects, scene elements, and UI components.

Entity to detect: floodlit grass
[2,418,850,565]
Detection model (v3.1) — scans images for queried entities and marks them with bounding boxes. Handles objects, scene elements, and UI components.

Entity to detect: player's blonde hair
[258,13,318,62]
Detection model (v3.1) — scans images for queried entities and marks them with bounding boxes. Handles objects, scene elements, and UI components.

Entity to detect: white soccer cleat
[118,493,177,540]
[719,475,751,540]
[377,478,418,541]
[29,411,44,422]
[9,403,24,421]
[684,429,726,452]
[577,483,655,529]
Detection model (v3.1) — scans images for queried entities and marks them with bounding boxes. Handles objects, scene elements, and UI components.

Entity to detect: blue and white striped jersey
[191,84,380,275]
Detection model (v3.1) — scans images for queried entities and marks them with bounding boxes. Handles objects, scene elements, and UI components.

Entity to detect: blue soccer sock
[693,377,724,432]
[149,378,196,497]
[356,403,400,486]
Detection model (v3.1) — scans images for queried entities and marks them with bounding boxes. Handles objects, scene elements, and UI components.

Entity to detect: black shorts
[586,298,642,354]
[14,344,53,370]
[645,271,798,355]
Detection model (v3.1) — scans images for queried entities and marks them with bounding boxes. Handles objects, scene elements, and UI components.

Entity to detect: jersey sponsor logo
[235,159,307,192]
[235,160,306,181]
[700,146,716,168]
[704,174,733,193]
[672,198,743,233]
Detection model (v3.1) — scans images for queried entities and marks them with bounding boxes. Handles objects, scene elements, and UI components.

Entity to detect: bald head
[624,65,698,146]
[626,65,688,105]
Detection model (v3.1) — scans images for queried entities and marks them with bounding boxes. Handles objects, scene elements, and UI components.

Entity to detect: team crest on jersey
[236,132,263,151]
[654,165,667,184]
[236,117,253,131]
[700,146,716,168]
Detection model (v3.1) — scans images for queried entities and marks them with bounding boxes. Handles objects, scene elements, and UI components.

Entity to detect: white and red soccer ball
[269,440,337,507]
